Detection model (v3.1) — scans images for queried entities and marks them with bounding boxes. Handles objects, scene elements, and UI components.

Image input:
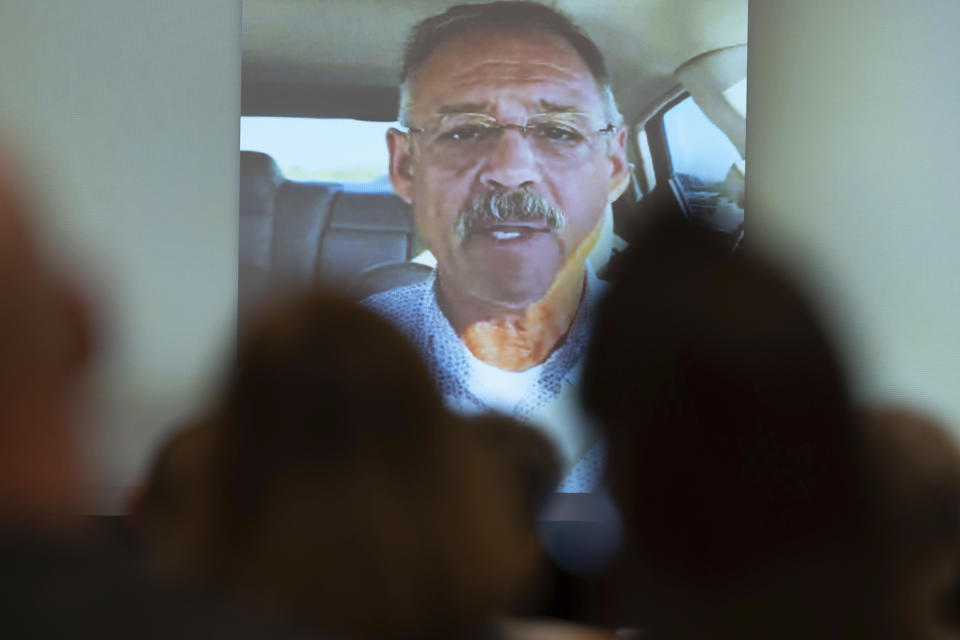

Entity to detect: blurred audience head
[464,413,562,525]
[0,156,94,526]
[462,413,562,615]
[863,406,960,639]
[188,292,537,638]
[127,419,214,576]
[582,217,883,637]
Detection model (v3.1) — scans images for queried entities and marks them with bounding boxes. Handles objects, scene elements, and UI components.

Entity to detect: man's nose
[478,128,540,190]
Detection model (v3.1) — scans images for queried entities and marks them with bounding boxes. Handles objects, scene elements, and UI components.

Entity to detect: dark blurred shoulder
[0,523,332,640]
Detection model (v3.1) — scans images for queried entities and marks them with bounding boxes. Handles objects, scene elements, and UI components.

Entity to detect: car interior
[239,0,748,321]
[239,150,428,318]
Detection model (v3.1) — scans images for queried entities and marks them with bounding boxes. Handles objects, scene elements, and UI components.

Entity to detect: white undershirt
[466,354,544,415]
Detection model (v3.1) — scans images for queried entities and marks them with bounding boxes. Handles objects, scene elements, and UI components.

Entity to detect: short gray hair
[398,1,622,127]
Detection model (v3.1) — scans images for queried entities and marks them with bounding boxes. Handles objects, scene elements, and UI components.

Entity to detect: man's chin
[460,273,558,309]
[453,233,566,306]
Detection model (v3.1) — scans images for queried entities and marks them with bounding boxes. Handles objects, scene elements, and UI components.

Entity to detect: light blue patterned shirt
[362,266,607,492]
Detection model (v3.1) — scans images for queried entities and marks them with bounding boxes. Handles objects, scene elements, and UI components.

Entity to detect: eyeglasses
[405,112,616,167]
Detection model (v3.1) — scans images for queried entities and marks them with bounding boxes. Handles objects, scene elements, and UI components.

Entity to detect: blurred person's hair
[581,216,886,638]
[126,419,214,577]
[461,413,563,617]
[463,413,562,523]
[863,406,960,637]
[188,292,537,639]
[398,1,621,125]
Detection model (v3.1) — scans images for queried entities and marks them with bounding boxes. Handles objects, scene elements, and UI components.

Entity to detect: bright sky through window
[241,117,397,184]
[663,96,742,184]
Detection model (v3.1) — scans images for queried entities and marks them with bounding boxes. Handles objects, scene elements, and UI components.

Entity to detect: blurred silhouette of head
[863,406,960,639]
[127,419,213,576]
[193,292,536,638]
[0,157,94,526]
[582,217,883,637]
[461,413,562,615]
[463,413,562,523]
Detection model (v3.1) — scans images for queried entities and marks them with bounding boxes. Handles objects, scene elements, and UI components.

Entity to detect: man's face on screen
[389,28,628,307]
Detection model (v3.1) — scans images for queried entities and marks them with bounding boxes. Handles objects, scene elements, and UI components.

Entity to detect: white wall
[0,2,240,511]
[747,0,960,429]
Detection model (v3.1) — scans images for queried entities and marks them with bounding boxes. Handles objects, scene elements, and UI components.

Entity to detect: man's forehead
[410,27,604,116]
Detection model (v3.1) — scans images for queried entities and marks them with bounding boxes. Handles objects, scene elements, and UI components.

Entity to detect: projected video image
[239,1,747,493]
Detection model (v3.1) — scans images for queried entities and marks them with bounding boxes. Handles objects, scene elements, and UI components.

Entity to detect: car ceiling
[242,0,748,124]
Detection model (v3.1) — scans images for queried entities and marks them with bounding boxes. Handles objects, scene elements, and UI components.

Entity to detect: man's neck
[437,264,587,373]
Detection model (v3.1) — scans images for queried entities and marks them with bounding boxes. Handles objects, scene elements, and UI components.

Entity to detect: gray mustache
[455,190,566,237]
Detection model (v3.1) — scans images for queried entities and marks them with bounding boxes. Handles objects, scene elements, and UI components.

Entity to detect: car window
[661,95,745,233]
[634,128,657,195]
[240,117,396,185]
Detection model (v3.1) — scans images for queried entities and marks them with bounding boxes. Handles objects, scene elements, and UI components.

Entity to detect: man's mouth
[469,222,552,241]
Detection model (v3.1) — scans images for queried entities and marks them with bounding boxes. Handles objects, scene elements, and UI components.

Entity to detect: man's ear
[607,126,631,203]
[387,128,414,204]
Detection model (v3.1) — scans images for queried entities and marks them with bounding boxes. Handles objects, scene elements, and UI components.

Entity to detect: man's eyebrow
[433,101,586,115]
[537,100,582,114]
